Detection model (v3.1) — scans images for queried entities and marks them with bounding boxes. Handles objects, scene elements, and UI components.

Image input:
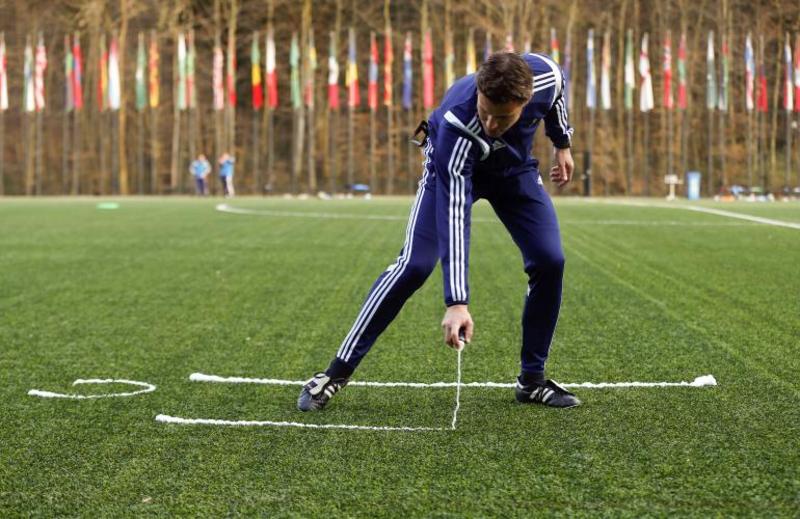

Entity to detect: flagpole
[110,33,120,194]
[719,35,727,189]
[213,31,222,196]
[641,112,650,196]
[291,31,304,196]
[265,102,274,192]
[626,108,633,194]
[252,109,260,193]
[384,2,394,195]
[407,107,414,194]
[327,29,338,195]
[226,0,239,163]
[785,110,791,193]
[369,31,376,193]
[328,30,338,195]
[251,31,261,193]
[35,108,44,195]
[265,5,276,193]
[0,112,4,195]
[328,107,337,194]
[347,25,355,193]
[111,111,120,194]
[62,36,71,194]
[72,37,81,195]
[667,107,674,185]
[62,105,71,195]
[24,110,33,195]
[306,27,317,195]
[706,104,713,196]
[170,31,181,194]
[34,32,46,196]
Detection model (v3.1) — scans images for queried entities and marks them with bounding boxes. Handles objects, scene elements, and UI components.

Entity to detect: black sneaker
[515,379,581,408]
[297,372,349,412]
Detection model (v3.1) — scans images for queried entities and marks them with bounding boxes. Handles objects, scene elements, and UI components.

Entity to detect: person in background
[219,152,236,198]
[189,154,211,196]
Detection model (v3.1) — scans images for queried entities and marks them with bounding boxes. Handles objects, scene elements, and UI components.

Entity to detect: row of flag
[596,30,800,114]
[1,29,799,116]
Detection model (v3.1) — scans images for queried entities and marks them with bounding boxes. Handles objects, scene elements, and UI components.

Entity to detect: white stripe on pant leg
[337,150,434,361]
[337,174,429,361]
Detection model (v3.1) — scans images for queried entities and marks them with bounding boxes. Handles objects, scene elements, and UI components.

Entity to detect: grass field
[1,196,798,516]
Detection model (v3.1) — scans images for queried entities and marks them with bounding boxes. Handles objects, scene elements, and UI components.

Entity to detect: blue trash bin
[687,172,701,200]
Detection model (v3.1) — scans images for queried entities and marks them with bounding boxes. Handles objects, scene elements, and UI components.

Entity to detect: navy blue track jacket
[426,52,573,306]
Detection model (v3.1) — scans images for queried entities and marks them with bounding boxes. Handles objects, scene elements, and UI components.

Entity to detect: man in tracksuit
[299,51,580,411]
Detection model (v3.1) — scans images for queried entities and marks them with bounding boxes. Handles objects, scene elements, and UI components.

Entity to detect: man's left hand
[549,148,574,188]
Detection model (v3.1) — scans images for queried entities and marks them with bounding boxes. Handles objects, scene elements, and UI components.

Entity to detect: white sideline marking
[155,414,444,432]
[216,203,409,221]
[580,198,800,230]
[215,204,756,227]
[28,379,156,399]
[189,372,717,389]
[682,206,800,230]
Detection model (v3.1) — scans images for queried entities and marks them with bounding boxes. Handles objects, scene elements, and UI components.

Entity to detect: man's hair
[476,52,533,104]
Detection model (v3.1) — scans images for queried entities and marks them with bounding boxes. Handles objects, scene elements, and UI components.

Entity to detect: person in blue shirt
[218,152,235,197]
[189,154,211,196]
[299,51,580,411]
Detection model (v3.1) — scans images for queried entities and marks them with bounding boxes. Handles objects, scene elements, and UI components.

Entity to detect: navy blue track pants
[333,167,565,377]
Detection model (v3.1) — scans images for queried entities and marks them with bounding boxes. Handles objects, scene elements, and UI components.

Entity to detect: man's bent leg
[326,173,440,380]
[488,171,578,408]
[488,171,565,379]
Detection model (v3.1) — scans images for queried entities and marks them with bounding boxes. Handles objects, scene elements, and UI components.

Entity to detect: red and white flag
[266,26,278,109]
[383,25,393,107]
[422,29,434,109]
[663,31,673,110]
[34,34,47,111]
[783,34,794,112]
[0,33,8,111]
[213,44,224,110]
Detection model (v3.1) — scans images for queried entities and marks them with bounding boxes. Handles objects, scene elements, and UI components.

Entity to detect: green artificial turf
[1,196,798,517]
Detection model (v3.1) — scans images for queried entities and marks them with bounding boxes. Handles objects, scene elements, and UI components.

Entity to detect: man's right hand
[441,304,474,350]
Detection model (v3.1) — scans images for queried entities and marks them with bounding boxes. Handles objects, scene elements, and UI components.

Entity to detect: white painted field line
[155,414,444,431]
[579,198,800,230]
[682,205,800,230]
[216,203,409,221]
[189,372,717,389]
[28,378,156,399]
[216,204,754,227]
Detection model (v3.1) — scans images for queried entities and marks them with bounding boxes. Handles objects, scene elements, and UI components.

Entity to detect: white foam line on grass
[155,414,444,432]
[189,372,717,389]
[28,378,156,399]
[451,348,462,430]
[216,204,753,227]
